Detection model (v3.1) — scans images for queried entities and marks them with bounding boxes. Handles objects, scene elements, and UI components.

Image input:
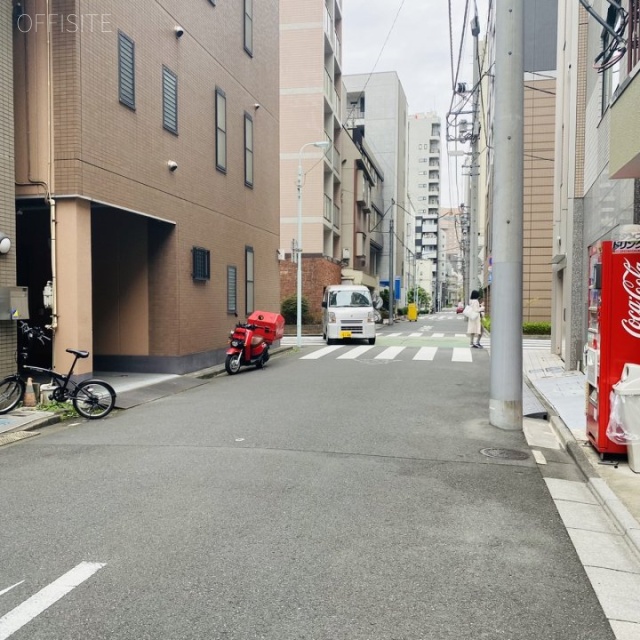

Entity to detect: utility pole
[388,213,394,326]
[490,0,524,430]
[469,14,481,295]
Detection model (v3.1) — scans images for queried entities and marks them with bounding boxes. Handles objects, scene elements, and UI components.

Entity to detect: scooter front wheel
[225,353,242,375]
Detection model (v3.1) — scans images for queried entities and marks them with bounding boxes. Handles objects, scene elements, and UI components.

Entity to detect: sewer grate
[480,448,529,460]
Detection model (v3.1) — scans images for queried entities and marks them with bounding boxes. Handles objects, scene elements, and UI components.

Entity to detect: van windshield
[329,290,372,307]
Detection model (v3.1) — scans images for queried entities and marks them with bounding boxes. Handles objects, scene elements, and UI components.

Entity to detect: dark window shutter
[118,32,135,109]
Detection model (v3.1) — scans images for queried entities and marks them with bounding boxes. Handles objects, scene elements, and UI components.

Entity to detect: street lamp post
[296,140,330,348]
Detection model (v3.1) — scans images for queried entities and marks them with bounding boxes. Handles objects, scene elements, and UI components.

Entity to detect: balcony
[324,194,333,224]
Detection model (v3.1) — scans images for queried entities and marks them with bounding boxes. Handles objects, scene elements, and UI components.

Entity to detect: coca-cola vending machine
[586,231,640,456]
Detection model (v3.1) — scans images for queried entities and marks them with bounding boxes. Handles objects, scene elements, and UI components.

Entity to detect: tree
[408,286,431,310]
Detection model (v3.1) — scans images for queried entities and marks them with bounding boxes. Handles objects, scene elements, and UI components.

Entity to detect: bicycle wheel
[72,380,116,419]
[0,377,25,414]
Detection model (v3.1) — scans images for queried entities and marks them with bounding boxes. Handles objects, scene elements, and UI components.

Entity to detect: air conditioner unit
[342,248,351,261]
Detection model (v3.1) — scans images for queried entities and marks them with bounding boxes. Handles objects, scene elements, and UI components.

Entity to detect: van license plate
[340,331,352,339]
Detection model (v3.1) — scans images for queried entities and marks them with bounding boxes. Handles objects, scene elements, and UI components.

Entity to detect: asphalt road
[0,314,614,639]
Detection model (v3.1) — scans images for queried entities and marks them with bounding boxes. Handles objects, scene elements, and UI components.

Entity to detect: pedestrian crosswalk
[289,334,552,364]
[300,344,487,363]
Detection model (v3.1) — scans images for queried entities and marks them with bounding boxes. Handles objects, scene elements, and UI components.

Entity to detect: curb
[548,414,640,563]
[525,371,640,562]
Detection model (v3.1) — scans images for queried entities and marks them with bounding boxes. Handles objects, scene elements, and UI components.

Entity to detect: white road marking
[455,333,466,337]
[0,582,24,598]
[413,347,437,361]
[387,332,402,337]
[432,333,445,338]
[337,346,375,359]
[375,346,406,360]
[452,348,473,362]
[409,333,422,338]
[532,449,547,465]
[300,346,343,359]
[0,562,105,640]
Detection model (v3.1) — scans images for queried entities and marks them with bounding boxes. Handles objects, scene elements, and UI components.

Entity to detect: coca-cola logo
[621,258,640,338]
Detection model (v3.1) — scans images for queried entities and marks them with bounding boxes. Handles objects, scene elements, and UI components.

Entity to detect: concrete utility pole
[469,14,481,295]
[388,213,394,326]
[490,0,524,430]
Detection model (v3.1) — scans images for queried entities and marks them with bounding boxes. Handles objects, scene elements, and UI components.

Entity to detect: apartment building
[344,71,409,306]
[279,0,345,321]
[438,208,463,308]
[340,127,384,290]
[408,112,441,306]
[12,0,280,375]
[0,2,15,376]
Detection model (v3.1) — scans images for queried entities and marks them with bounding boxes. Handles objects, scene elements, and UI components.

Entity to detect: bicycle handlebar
[18,321,51,344]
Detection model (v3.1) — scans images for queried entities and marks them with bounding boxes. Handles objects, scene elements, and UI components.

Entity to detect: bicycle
[0,322,116,419]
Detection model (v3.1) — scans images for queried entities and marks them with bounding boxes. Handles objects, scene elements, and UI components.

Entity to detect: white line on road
[452,348,473,362]
[0,583,24,598]
[532,449,547,465]
[0,562,105,640]
[387,332,402,337]
[413,347,437,361]
[375,346,406,360]
[409,333,422,338]
[432,333,445,338]
[337,346,374,359]
[300,346,343,360]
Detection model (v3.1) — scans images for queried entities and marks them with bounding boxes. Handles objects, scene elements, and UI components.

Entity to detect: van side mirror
[321,301,327,308]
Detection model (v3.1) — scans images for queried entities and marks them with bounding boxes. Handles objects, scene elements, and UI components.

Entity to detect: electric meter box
[0,286,30,320]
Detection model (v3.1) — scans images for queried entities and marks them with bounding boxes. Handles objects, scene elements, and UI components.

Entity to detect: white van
[321,285,378,345]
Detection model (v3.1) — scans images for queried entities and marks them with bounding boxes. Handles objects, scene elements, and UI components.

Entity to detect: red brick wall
[279,255,342,322]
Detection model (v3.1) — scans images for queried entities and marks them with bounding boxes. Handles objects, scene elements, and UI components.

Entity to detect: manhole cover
[480,448,529,460]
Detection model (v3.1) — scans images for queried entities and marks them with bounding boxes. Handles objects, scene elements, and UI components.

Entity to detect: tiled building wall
[0,2,15,376]
[523,78,556,322]
[15,0,281,370]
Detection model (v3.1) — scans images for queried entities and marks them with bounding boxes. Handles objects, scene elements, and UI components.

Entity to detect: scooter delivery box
[247,311,285,345]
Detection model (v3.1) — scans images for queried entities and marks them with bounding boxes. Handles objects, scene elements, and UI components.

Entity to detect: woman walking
[466,290,484,348]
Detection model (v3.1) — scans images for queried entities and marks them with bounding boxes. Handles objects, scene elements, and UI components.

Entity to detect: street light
[296,140,330,348]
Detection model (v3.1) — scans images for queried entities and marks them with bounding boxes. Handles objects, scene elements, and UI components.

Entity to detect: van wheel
[368,337,376,345]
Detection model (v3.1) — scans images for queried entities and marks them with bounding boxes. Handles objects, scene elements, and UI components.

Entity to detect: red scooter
[225,311,285,375]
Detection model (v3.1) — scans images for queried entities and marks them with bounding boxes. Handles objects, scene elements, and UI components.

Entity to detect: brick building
[11,0,280,375]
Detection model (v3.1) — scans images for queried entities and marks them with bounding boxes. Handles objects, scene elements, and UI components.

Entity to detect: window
[227,266,237,313]
[244,0,253,56]
[245,247,254,314]
[118,31,135,109]
[192,247,210,281]
[244,113,254,187]
[215,88,226,172]
[162,66,178,134]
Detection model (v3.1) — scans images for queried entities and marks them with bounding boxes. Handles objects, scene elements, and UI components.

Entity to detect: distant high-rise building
[408,113,441,305]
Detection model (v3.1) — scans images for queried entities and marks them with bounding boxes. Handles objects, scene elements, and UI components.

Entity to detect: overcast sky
[342,0,489,208]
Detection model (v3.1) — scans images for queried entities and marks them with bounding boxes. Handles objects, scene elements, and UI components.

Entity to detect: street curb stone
[550,414,640,564]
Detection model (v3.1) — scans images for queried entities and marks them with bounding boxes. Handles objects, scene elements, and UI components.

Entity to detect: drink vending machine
[586,232,640,457]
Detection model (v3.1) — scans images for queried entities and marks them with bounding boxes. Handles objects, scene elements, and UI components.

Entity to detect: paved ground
[2,317,639,639]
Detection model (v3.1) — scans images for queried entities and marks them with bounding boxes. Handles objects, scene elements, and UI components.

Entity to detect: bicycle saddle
[66,348,89,358]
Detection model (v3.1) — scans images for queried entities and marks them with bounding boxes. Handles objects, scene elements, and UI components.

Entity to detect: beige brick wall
[523,77,556,322]
[15,0,281,371]
[0,2,16,376]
